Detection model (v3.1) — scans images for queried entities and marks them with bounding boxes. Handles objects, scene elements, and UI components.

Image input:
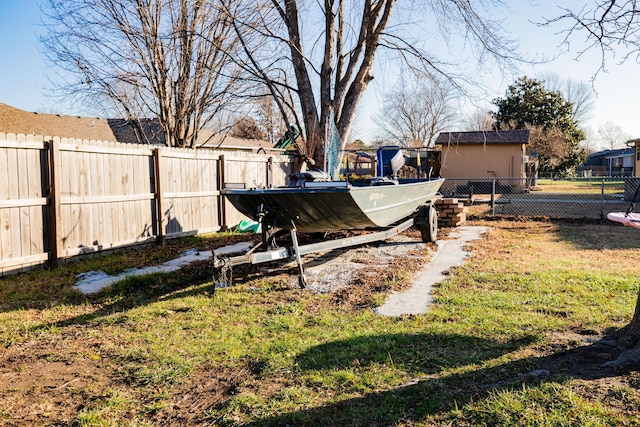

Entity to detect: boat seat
[365,177,399,186]
[289,169,332,187]
[302,181,349,188]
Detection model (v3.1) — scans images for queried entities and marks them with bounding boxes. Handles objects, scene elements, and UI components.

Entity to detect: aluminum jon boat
[217,146,444,287]
[222,177,444,233]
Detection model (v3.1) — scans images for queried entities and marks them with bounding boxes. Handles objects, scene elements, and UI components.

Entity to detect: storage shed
[434,130,531,179]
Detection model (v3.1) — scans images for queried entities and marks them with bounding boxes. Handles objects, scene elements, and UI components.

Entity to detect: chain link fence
[439,177,640,220]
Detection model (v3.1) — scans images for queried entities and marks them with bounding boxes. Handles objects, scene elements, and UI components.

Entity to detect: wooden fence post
[267,156,273,188]
[218,154,226,230]
[153,148,165,247]
[48,139,62,267]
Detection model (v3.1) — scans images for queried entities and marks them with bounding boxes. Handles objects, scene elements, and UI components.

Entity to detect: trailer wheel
[420,204,438,243]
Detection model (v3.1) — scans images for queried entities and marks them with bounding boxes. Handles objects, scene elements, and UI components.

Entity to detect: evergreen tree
[492,76,585,175]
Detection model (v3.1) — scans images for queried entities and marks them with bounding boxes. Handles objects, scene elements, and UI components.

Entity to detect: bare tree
[598,120,630,150]
[254,97,287,145]
[526,125,572,171]
[230,116,267,140]
[230,0,519,167]
[547,2,640,78]
[462,109,495,131]
[580,125,600,155]
[540,73,596,124]
[40,0,242,148]
[376,76,455,147]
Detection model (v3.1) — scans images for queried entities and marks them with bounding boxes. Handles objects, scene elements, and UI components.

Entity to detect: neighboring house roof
[604,148,635,159]
[0,103,123,142]
[435,130,530,145]
[584,148,635,166]
[197,131,275,151]
[108,118,165,145]
[0,103,277,151]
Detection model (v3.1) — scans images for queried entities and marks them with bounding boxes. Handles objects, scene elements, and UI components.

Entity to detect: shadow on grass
[0,233,259,314]
[29,256,299,331]
[233,332,529,426]
[30,259,221,330]
[240,332,633,427]
[555,221,640,250]
[296,332,532,375]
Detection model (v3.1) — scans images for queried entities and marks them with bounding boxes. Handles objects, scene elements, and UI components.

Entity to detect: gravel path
[374,226,490,316]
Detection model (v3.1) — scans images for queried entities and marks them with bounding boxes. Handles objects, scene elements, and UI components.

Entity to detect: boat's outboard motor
[376,146,405,177]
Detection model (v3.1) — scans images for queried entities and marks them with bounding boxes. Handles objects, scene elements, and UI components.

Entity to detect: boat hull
[223,178,444,232]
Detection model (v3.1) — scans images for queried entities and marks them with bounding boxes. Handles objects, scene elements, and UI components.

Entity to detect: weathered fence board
[0,135,49,272]
[0,133,294,275]
[160,148,222,238]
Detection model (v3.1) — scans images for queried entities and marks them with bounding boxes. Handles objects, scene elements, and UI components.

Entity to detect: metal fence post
[600,177,605,220]
[491,178,496,216]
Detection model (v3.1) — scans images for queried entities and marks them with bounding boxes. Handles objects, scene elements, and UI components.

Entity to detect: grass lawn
[1,220,640,426]
[535,179,625,195]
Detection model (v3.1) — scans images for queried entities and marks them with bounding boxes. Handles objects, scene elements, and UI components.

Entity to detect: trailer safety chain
[212,257,233,290]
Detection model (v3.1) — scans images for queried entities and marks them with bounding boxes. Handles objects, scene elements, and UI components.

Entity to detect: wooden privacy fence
[0,133,294,275]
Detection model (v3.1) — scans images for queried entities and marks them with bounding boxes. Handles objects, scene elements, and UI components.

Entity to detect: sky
[1,1,639,147]
[0,1,51,113]
[494,2,640,143]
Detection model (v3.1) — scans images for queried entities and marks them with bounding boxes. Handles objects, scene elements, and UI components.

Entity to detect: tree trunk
[281,0,321,167]
[611,289,640,349]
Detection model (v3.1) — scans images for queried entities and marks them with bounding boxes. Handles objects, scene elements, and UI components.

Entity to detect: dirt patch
[0,344,255,426]
[0,339,115,425]
[149,365,252,426]
[297,233,431,293]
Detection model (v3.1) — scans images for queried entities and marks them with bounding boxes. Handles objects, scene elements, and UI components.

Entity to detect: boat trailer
[212,203,438,288]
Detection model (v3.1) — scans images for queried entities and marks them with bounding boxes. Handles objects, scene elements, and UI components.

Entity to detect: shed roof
[435,130,530,145]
